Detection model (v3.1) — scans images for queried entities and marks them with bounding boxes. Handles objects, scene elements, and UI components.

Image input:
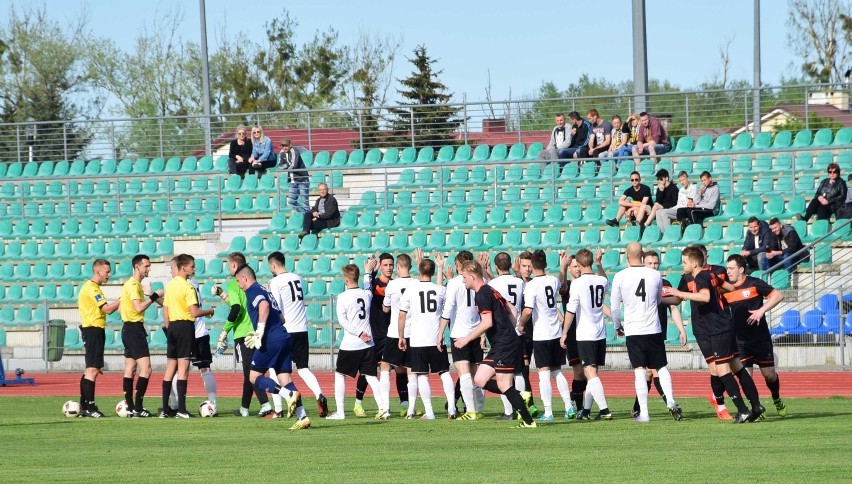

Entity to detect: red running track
[1,371,851,398]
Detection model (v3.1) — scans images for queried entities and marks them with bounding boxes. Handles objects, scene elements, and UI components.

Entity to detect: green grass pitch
[1,396,849,482]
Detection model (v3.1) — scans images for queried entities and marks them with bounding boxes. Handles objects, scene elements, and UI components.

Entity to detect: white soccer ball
[198,400,217,417]
[115,400,130,418]
[63,400,81,418]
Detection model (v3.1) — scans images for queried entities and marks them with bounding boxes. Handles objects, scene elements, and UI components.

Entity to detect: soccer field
[1,396,849,482]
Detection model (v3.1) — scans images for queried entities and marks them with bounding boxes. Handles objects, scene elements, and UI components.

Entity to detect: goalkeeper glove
[212,284,229,302]
[215,332,228,355]
[245,323,265,349]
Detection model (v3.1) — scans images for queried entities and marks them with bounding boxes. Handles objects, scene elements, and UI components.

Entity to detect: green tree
[388,45,463,148]
[347,31,401,148]
[787,0,852,84]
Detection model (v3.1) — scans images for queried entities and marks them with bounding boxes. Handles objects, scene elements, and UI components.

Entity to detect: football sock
[396,371,409,403]
[380,370,391,411]
[459,373,476,414]
[123,377,134,408]
[766,374,781,400]
[521,365,534,405]
[538,370,553,416]
[514,373,525,391]
[710,375,726,406]
[634,369,649,418]
[571,379,587,411]
[473,386,485,412]
[505,387,533,425]
[500,395,513,415]
[176,379,188,413]
[81,377,95,410]
[254,375,280,394]
[170,375,178,410]
[355,374,368,401]
[298,368,323,399]
[254,380,270,405]
[240,367,254,409]
[554,371,572,409]
[406,373,418,415]
[201,369,217,405]
[720,372,749,413]
[79,375,86,410]
[134,376,149,412]
[482,379,501,395]
[735,367,761,408]
[657,367,676,406]
[268,369,282,412]
[584,389,594,411]
[454,377,462,403]
[417,374,433,416]
[333,372,346,415]
[440,372,456,415]
[587,377,608,411]
[161,380,172,413]
[365,375,384,411]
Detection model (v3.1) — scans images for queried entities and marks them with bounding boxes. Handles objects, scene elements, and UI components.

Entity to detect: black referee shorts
[166,321,194,359]
[81,326,105,369]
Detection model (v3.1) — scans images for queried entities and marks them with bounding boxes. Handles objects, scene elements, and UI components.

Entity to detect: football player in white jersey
[440,251,485,420]
[398,257,450,419]
[381,253,418,416]
[518,250,573,421]
[325,263,387,420]
[562,249,611,420]
[267,251,328,418]
[611,243,682,422]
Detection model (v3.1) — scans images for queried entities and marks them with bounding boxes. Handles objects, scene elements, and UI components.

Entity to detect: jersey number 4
[634,279,646,302]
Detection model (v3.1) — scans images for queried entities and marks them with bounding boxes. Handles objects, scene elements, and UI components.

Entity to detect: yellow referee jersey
[164,275,198,322]
[120,278,146,323]
[78,280,107,328]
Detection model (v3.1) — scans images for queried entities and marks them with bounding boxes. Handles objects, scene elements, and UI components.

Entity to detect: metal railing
[1,82,850,163]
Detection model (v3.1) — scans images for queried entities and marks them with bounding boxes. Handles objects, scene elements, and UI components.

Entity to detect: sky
[6,0,799,105]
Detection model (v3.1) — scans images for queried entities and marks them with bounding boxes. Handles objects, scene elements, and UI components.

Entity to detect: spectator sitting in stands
[278,139,310,214]
[740,216,772,272]
[557,111,591,167]
[623,113,639,155]
[675,170,719,232]
[837,174,852,219]
[538,113,572,160]
[765,217,809,273]
[227,125,253,179]
[300,183,340,239]
[655,170,695,233]
[585,109,612,158]
[797,162,847,222]
[248,125,277,175]
[599,115,630,163]
[645,169,678,231]
[631,112,671,168]
[606,171,652,228]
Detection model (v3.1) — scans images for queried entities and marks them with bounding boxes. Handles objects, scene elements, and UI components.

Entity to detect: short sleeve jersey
[189,279,209,338]
[441,275,480,338]
[522,275,562,341]
[623,184,653,204]
[723,276,778,340]
[336,287,373,351]
[244,282,286,338]
[565,273,608,341]
[611,266,662,336]
[399,281,446,347]
[368,274,391,340]
[383,277,416,339]
[120,278,145,323]
[268,272,308,333]
[690,269,734,335]
[488,274,525,317]
[78,280,108,328]
[474,284,521,350]
[164,275,197,322]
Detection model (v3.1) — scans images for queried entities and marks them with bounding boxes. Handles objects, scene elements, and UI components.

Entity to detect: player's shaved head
[267,251,286,267]
[625,242,643,264]
[575,249,593,269]
[93,258,111,269]
[235,264,256,281]
[494,252,512,272]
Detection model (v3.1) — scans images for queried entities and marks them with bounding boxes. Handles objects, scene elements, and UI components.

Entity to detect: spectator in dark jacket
[740,216,772,272]
[765,217,809,273]
[799,162,847,222]
[837,174,852,219]
[300,183,340,238]
[227,126,254,179]
[645,169,679,231]
[278,139,310,213]
[557,111,591,168]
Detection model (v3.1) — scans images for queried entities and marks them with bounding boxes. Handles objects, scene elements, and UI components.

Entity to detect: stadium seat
[712,133,732,151]
[672,136,694,153]
[436,145,454,162]
[792,129,813,147]
[347,149,365,166]
[692,135,714,152]
[525,142,544,160]
[507,143,526,161]
[753,132,772,150]
[399,147,417,164]
[488,144,508,161]
[772,130,792,149]
[732,133,752,151]
[832,127,852,146]
[811,128,833,147]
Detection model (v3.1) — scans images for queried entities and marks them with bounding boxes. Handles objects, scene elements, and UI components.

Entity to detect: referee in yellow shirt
[119,254,163,418]
[78,259,121,418]
[160,254,214,418]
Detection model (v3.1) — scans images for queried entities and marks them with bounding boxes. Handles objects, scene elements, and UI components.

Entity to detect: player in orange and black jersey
[724,255,787,417]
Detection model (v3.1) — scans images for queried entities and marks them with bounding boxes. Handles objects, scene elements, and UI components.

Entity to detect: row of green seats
[0,156,226,180]
[671,128,852,154]
[0,283,78,303]
[305,143,544,168]
[0,238,173,262]
[0,215,215,240]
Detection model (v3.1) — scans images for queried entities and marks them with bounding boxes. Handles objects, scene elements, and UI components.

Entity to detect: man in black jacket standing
[278,139,310,214]
[300,183,340,238]
[765,217,809,273]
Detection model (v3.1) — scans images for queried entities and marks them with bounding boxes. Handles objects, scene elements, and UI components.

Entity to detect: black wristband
[149,293,160,303]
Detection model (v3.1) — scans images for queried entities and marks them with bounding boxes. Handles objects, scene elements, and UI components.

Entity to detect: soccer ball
[63,400,81,418]
[115,400,130,418]
[198,400,217,417]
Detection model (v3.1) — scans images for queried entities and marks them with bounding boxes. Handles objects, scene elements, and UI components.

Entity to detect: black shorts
[482,344,523,374]
[289,331,310,369]
[696,330,739,364]
[564,322,580,366]
[382,337,409,368]
[81,326,105,369]
[451,338,484,364]
[521,333,534,361]
[372,336,386,363]
[533,338,566,369]
[166,321,194,359]
[121,323,150,360]
[577,339,607,367]
[191,334,212,369]
[409,346,451,374]
[626,334,668,370]
[336,347,377,378]
[737,336,775,368]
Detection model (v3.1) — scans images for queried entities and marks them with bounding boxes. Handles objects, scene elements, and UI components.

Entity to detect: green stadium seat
[660,248,682,271]
[347,149,365,166]
[692,135,713,152]
[732,133,752,151]
[640,226,661,244]
[681,224,703,244]
[712,133,732,151]
[415,147,434,163]
[525,142,544,160]
[50,160,68,176]
[424,231,446,251]
[431,207,450,227]
[484,229,503,249]
[507,143,526,161]
[832,127,852,146]
[312,151,330,167]
[396,147,414,164]
[331,151,350,167]
[672,136,694,153]
[733,155,752,173]
[436,146,454,162]
[772,130,792,149]
[522,229,541,249]
[471,144,490,162]
[751,132,771,150]
[452,145,471,162]
[812,128,833,147]
[363,148,382,166]
[581,227,601,246]
[488,144,508,161]
[660,225,681,244]
[719,223,744,243]
[792,129,813,147]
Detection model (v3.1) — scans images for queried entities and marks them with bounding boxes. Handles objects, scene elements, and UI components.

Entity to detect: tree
[0,5,98,163]
[388,45,463,147]
[348,31,401,148]
[787,0,852,84]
